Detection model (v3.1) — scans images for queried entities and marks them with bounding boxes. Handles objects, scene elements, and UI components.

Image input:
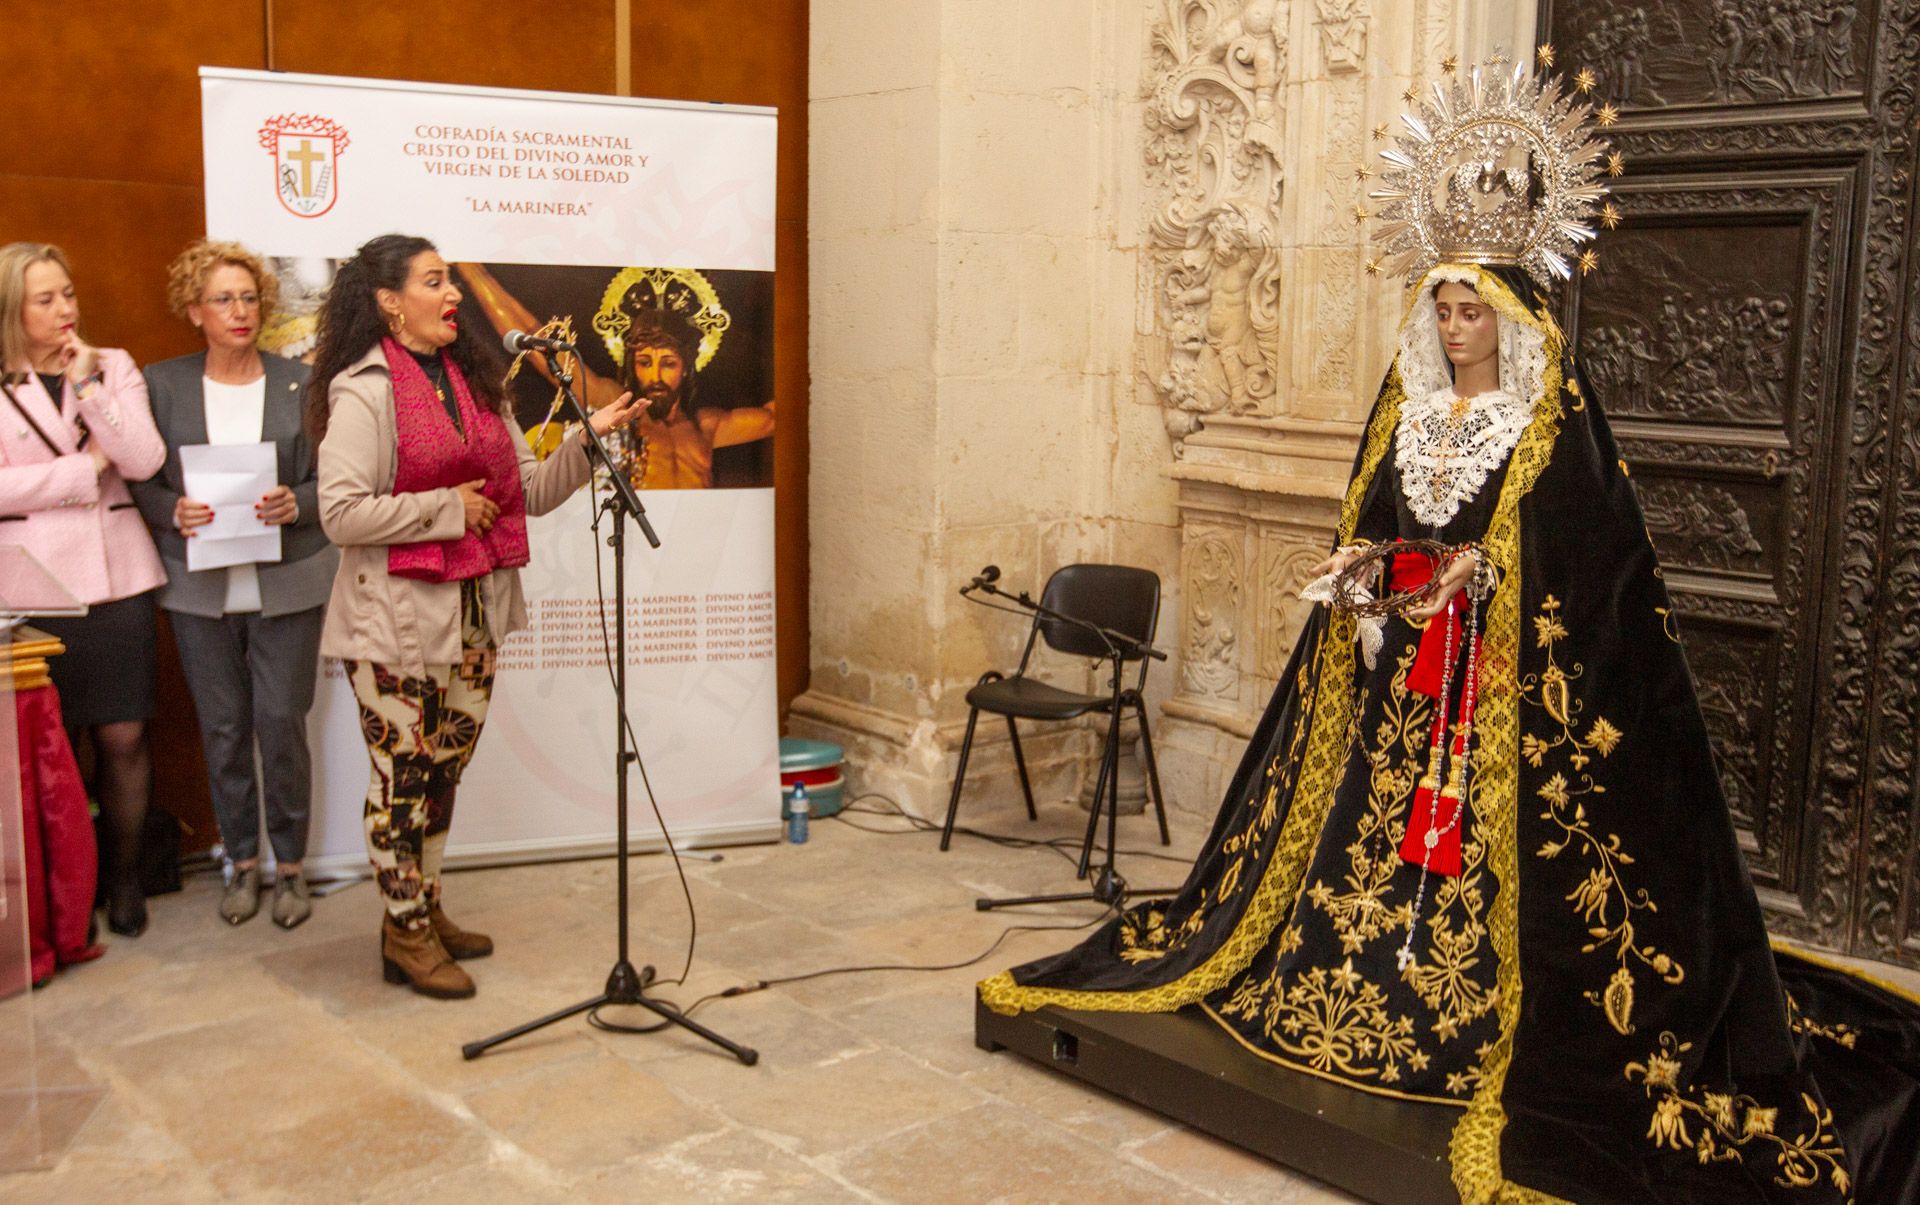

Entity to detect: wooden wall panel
[0,0,810,851]
[0,0,263,189]
[621,0,811,712]
[268,2,618,94]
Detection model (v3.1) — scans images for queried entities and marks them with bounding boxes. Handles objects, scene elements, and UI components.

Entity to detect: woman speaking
[309,234,638,999]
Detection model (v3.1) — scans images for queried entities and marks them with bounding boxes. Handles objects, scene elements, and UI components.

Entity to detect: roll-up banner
[199,69,782,875]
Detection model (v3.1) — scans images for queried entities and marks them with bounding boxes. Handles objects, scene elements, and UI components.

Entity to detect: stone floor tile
[832,1100,1195,1202]
[95,1011,489,1200]
[463,1052,727,1173]
[575,1129,862,1203]
[1,817,1369,1204]
[708,1048,984,1157]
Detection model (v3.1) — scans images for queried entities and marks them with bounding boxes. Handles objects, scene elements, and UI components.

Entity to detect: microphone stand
[464,352,757,1065]
[960,579,1181,917]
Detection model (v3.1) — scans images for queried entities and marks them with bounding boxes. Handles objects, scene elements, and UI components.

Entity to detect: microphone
[503,329,576,355]
[972,565,1000,587]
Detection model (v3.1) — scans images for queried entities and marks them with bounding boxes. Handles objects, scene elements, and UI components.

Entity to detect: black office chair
[941,563,1171,863]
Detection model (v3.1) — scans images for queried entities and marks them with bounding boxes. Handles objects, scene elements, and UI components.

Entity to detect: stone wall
[799,0,1531,824]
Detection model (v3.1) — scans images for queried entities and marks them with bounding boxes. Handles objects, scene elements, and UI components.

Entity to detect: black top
[34,371,89,448]
[405,347,462,435]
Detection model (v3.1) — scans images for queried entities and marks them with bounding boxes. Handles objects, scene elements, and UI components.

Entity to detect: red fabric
[1392,551,1465,699]
[1398,729,1467,877]
[1389,549,1469,878]
[780,767,844,788]
[16,683,102,983]
[383,336,530,583]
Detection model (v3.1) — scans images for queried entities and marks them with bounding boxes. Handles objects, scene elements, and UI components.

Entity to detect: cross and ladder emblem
[257,114,351,219]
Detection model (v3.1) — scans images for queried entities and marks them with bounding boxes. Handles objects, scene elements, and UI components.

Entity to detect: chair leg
[1133,695,1171,846]
[1006,718,1038,821]
[1077,716,1120,879]
[941,707,983,852]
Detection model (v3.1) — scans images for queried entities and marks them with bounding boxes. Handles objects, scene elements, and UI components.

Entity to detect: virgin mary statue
[979,58,1920,1204]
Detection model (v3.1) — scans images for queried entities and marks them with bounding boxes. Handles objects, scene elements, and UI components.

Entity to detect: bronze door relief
[1541,0,1920,965]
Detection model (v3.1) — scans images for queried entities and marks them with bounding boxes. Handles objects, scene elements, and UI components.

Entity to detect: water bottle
[787,782,811,844]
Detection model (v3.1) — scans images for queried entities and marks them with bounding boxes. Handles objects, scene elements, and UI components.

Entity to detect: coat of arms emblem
[258,114,350,218]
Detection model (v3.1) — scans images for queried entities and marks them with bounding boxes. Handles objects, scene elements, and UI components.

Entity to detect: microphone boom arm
[960,577,1166,663]
[545,350,660,549]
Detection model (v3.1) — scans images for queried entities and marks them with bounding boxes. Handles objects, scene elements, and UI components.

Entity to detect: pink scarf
[383,337,530,583]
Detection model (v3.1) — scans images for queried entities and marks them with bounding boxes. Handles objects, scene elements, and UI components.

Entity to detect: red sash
[1389,549,1474,877]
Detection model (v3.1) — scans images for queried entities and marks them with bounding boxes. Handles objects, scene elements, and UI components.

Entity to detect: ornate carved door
[1540,0,1920,965]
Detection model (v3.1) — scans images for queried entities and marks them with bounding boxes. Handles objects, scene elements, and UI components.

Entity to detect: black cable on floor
[834,792,1195,866]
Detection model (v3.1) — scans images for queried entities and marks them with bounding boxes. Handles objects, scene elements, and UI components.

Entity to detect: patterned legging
[346,583,495,929]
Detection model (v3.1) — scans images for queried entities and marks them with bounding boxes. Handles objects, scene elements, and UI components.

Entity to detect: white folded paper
[180,442,283,572]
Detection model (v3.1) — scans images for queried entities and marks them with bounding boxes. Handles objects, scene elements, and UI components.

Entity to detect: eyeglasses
[203,292,261,311]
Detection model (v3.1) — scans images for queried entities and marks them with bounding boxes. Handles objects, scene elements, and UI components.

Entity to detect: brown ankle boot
[381,916,475,999]
[428,904,494,960]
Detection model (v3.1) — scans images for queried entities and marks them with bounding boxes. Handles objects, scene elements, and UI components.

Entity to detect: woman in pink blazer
[0,242,166,937]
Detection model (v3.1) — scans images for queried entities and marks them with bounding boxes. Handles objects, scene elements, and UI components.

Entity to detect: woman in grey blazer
[132,241,337,929]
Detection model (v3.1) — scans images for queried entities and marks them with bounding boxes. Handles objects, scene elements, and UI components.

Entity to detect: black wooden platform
[974,1000,1459,1204]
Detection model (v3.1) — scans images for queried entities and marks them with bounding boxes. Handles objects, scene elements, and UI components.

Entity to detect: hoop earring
[388,312,406,338]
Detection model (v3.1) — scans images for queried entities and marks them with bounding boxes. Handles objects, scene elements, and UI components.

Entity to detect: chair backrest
[1029,563,1161,663]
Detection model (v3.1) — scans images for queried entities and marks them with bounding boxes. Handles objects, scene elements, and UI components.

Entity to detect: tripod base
[976,866,1179,913]
[462,960,759,1064]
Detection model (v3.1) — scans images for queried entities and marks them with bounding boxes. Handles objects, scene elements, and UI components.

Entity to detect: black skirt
[37,591,158,729]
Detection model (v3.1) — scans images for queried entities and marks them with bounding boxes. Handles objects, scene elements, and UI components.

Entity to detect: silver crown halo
[1367,53,1615,286]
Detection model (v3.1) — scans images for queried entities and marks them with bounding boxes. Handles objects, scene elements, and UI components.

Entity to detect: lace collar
[1394,386,1533,529]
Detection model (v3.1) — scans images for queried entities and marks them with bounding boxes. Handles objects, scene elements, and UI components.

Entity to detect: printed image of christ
[456,262,776,490]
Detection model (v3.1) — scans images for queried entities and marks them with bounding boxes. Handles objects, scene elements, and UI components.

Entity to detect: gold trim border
[1771,938,1920,1009]
[978,374,1408,1019]
[1199,1002,1472,1109]
[1444,266,1571,1205]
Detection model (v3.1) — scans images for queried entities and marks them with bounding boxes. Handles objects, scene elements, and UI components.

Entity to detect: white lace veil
[1394,265,1551,404]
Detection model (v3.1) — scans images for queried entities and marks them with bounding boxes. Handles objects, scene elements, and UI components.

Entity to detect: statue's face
[1433,280,1498,377]
[631,342,687,417]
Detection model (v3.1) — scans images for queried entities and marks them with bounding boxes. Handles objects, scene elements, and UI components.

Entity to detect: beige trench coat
[316,343,590,673]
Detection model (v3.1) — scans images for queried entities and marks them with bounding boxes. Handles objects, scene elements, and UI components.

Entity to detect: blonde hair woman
[0,242,165,937]
[130,241,337,929]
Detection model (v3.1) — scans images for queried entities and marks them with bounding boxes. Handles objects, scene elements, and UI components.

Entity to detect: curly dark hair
[304,234,506,441]
[621,306,703,411]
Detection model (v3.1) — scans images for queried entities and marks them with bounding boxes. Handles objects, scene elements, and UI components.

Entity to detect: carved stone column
[796,1,1171,820]
[797,0,1530,823]
[1141,0,1535,810]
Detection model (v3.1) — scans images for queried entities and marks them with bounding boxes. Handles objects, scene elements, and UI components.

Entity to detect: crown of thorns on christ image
[470,261,774,488]
[593,266,731,372]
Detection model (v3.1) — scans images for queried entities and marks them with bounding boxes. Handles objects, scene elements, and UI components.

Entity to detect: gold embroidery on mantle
[1445,265,1573,1205]
[1312,643,1497,1040]
[1525,594,1683,1035]
[978,372,1408,1018]
[1625,1032,1852,1195]
[1218,956,1427,1086]
[1786,991,1859,1050]
[1119,717,1305,964]
[1310,649,1427,953]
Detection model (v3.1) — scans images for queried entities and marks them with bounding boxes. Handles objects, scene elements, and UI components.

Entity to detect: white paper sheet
[180,442,283,572]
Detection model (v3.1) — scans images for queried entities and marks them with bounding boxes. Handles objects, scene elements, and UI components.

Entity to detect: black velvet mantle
[978,266,1920,1204]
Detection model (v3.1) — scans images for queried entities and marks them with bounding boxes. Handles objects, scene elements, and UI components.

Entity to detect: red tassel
[1399,787,1462,877]
[1406,608,1462,698]
[1399,733,1466,877]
